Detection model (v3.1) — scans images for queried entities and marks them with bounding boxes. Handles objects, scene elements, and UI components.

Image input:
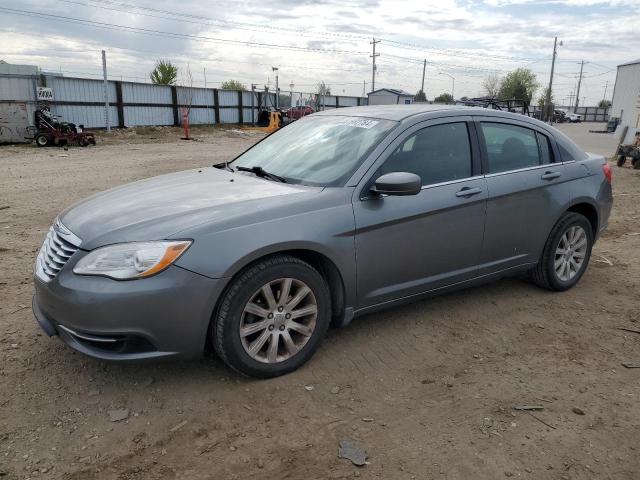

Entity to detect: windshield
[232,115,397,186]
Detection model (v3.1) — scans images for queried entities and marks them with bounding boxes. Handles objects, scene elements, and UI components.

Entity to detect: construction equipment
[29,105,96,147]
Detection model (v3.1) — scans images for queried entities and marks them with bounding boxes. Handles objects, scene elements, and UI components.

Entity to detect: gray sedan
[33,105,613,378]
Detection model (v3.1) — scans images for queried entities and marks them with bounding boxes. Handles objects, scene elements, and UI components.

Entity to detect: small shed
[367,88,414,106]
[610,58,640,143]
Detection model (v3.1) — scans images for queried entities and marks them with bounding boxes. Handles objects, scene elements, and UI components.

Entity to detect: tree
[316,81,331,96]
[150,60,178,85]
[482,73,500,98]
[538,87,553,109]
[434,92,454,104]
[460,96,469,101]
[498,68,538,104]
[220,80,247,91]
[414,89,427,102]
[598,99,611,108]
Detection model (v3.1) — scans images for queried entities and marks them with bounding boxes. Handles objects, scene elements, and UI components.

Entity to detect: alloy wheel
[554,225,588,282]
[239,277,318,364]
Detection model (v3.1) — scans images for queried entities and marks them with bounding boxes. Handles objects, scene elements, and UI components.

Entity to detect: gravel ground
[0,123,639,480]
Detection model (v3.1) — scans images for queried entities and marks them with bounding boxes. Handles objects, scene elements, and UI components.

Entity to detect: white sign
[37,87,54,101]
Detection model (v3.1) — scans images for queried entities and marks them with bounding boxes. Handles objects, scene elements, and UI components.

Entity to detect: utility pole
[574,59,585,112]
[289,81,294,108]
[101,49,110,132]
[370,38,380,93]
[272,67,279,109]
[545,37,560,123]
[251,84,257,125]
[420,59,426,100]
[362,80,366,97]
[203,67,207,88]
[602,80,609,103]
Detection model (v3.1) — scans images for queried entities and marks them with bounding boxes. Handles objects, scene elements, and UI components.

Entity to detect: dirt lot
[1,123,639,480]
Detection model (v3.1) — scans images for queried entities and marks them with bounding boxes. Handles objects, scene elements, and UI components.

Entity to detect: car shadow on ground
[37,274,543,391]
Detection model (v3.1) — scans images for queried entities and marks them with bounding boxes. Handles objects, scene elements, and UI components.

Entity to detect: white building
[367,88,414,105]
[610,58,640,143]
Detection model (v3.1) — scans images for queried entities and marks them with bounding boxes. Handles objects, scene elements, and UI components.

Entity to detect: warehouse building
[610,58,640,143]
[367,88,414,105]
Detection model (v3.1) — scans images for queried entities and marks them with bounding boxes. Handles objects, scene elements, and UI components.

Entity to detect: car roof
[312,104,554,129]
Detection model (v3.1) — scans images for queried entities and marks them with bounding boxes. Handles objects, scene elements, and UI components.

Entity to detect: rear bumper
[33,264,227,361]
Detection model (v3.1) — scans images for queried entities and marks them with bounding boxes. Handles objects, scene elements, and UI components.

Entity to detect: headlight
[73,241,192,280]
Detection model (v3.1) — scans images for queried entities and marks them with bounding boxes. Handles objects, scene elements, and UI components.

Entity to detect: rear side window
[481,123,541,173]
[537,132,554,164]
[380,122,472,186]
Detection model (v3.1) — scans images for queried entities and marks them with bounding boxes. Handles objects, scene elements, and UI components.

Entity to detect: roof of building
[619,59,640,67]
[368,88,414,97]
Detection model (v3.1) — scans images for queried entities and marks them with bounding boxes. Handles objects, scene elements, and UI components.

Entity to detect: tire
[212,254,331,378]
[531,212,593,291]
[35,134,50,147]
[617,155,626,167]
[633,159,640,170]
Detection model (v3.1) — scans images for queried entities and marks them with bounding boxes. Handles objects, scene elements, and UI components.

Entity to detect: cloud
[0,0,635,103]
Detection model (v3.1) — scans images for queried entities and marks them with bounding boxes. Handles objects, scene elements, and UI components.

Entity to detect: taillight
[603,163,612,184]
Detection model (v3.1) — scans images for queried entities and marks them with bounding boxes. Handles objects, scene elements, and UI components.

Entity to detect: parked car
[33,105,613,378]
[553,109,567,123]
[284,105,314,120]
[566,113,582,123]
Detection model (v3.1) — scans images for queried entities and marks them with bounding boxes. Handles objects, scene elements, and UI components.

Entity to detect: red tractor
[32,106,96,147]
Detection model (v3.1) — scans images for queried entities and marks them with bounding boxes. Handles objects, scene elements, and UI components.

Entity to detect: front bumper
[33,263,227,361]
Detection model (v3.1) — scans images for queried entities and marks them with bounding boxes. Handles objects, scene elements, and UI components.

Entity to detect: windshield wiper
[236,166,287,183]
[212,161,234,172]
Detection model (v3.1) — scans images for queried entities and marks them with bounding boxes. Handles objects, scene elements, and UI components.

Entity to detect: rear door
[476,118,570,274]
[353,117,488,308]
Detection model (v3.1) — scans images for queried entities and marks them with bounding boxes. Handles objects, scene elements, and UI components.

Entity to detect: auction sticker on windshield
[335,118,380,129]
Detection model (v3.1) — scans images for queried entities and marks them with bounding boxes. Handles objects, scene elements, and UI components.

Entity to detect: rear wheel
[531,212,593,291]
[617,155,626,167]
[212,255,331,378]
[633,158,640,170]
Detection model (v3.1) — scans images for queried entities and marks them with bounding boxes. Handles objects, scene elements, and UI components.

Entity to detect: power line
[57,0,372,42]
[0,7,370,55]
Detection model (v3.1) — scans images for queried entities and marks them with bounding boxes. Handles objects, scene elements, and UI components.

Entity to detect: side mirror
[370,172,422,196]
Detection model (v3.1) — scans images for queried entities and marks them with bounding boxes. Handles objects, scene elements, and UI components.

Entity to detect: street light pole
[438,72,455,102]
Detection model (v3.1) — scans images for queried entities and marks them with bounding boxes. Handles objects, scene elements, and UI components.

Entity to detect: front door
[353,118,487,309]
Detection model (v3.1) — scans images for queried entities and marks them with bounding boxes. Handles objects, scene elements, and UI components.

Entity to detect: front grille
[35,220,81,282]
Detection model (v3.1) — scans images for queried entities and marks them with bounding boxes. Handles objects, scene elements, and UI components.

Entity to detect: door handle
[541,171,561,180]
[455,186,483,197]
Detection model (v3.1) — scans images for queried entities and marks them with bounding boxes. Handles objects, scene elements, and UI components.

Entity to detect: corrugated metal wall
[4,75,365,130]
[46,76,117,103]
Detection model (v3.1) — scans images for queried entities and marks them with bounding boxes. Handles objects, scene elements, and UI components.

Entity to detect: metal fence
[529,105,610,122]
[38,76,367,129]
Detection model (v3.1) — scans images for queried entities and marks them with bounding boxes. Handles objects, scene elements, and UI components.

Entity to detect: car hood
[60,167,319,250]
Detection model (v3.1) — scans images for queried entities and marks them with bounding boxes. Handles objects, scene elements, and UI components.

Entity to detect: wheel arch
[210,246,349,341]
[566,200,598,237]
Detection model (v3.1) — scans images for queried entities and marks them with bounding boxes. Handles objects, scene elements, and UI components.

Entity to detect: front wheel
[212,255,331,378]
[531,212,593,291]
[35,134,50,147]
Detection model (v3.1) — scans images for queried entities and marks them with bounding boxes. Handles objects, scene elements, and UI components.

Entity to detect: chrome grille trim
[35,220,81,282]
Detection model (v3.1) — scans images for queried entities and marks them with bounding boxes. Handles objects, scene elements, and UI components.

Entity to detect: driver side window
[380,122,472,186]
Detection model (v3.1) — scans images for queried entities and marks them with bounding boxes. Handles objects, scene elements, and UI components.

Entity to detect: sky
[1,0,638,106]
